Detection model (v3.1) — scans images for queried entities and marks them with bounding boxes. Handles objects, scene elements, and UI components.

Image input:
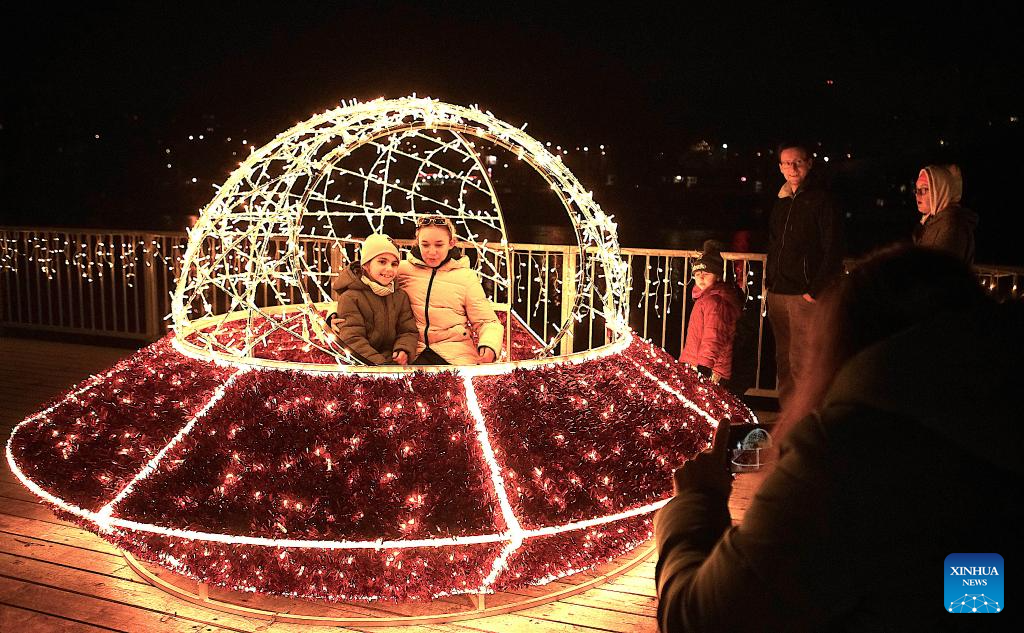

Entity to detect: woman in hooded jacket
[913,164,978,264]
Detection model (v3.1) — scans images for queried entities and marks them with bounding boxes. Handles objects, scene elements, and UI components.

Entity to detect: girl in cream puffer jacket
[398,245,503,365]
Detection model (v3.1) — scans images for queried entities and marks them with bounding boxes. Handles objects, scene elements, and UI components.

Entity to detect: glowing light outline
[170,329,632,378]
[7,361,671,551]
[462,375,523,584]
[96,367,250,525]
[171,96,631,364]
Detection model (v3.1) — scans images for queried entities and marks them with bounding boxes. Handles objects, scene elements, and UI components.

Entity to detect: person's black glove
[672,417,733,498]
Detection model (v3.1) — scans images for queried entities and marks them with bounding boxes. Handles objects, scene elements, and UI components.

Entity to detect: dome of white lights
[171,96,630,368]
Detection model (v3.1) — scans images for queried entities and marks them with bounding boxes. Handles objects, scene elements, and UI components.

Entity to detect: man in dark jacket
[766,142,843,407]
[655,249,1021,632]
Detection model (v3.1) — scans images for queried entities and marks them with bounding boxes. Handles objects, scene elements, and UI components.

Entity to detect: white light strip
[7,337,674,551]
[628,357,721,430]
[519,499,667,538]
[8,424,669,549]
[96,367,250,523]
[106,518,511,549]
[462,375,524,586]
[172,330,631,378]
[482,537,523,587]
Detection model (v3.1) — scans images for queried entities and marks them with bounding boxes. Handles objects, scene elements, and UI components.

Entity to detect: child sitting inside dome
[329,233,419,365]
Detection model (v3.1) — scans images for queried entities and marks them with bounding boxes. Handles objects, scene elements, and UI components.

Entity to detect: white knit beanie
[359,233,400,265]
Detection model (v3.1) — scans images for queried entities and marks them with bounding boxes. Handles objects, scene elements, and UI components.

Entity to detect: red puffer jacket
[679,281,742,379]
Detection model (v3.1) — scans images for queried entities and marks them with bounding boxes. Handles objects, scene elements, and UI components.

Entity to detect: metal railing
[3,227,1022,398]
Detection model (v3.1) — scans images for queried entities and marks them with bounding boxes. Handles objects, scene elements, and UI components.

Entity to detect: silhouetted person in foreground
[655,245,1021,632]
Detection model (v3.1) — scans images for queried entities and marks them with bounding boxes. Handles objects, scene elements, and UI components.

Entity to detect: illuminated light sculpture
[7,97,755,621]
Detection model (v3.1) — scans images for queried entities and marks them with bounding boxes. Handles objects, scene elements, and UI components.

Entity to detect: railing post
[330,241,345,304]
[559,246,577,355]
[143,233,161,340]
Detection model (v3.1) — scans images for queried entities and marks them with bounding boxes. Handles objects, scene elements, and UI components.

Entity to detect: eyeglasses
[779,160,808,169]
[914,187,930,197]
[417,216,451,227]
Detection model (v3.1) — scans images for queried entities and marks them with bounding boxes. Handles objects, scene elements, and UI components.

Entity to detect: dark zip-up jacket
[914,204,978,265]
[766,184,843,297]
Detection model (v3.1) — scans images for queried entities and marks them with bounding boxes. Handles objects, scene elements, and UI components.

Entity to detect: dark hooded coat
[656,302,1022,632]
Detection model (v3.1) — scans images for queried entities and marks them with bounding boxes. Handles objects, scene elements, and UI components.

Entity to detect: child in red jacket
[680,241,742,387]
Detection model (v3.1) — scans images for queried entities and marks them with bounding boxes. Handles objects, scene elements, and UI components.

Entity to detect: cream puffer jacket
[397,250,504,364]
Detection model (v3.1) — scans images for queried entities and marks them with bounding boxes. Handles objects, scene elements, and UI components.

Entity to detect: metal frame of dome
[170,97,630,370]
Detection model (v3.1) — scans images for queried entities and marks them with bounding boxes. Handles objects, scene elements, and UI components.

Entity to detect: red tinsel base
[8,326,753,601]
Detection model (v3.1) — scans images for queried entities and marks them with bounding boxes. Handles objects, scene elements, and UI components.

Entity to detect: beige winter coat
[397,250,503,364]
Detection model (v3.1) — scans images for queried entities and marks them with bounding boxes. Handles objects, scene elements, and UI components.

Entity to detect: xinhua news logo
[945,553,1004,614]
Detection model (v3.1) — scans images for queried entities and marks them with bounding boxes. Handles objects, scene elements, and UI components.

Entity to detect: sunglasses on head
[417,216,451,227]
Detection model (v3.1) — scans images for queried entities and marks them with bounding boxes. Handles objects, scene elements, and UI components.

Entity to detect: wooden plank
[0,480,41,503]
[0,555,352,632]
[0,531,142,585]
[594,573,655,597]
[0,513,124,558]
[510,599,656,633]
[0,576,242,633]
[560,587,657,619]
[0,603,124,633]
[1,496,77,527]
[453,613,629,633]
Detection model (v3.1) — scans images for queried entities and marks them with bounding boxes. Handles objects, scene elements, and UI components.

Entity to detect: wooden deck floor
[0,337,765,632]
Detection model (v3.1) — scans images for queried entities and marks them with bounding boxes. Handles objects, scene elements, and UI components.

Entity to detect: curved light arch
[171,97,629,367]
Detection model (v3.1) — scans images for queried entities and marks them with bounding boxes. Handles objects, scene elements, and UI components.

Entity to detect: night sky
[3,3,1022,261]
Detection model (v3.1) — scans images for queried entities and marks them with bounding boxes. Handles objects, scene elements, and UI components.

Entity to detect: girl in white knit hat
[328,233,419,365]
